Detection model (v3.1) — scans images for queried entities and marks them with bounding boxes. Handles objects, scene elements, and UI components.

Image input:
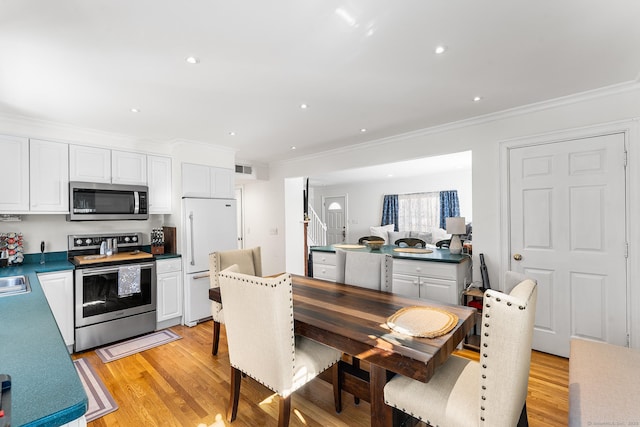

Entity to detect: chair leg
[278,395,291,427]
[332,363,342,413]
[227,367,242,422]
[352,357,360,405]
[212,321,221,355]
[517,402,528,427]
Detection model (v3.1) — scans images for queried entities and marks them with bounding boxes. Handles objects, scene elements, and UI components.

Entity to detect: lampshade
[445,217,466,235]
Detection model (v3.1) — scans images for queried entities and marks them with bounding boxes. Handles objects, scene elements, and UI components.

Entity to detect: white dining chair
[335,249,393,291]
[384,279,538,427]
[218,267,343,427]
[209,247,262,355]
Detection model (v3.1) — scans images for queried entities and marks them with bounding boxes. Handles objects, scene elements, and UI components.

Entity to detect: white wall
[311,167,472,242]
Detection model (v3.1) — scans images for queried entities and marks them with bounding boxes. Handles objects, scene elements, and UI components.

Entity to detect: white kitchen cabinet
[112,150,147,185]
[30,139,69,212]
[0,135,29,212]
[182,163,234,198]
[69,144,111,183]
[156,258,183,329]
[147,155,172,214]
[38,271,74,349]
[312,252,337,282]
[392,258,470,305]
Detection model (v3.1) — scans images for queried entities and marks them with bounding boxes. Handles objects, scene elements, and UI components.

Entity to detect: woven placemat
[387,306,458,338]
[333,244,366,249]
[393,248,433,254]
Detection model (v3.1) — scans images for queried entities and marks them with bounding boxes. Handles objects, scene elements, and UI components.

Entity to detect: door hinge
[624,150,628,167]
[624,242,629,258]
[627,333,631,347]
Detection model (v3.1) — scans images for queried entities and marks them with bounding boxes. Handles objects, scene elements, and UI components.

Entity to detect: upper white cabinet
[112,150,147,185]
[147,155,172,214]
[69,145,111,183]
[30,139,69,212]
[0,135,29,212]
[182,163,234,199]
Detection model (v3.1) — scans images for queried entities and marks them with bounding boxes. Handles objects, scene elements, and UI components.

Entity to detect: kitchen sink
[0,275,31,297]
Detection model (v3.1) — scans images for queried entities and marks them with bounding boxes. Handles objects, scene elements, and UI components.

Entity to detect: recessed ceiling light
[186,56,200,64]
[291,146,297,150]
[300,103,309,109]
[434,45,447,54]
[228,131,236,136]
[473,96,482,102]
[360,128,367,133]
[130,108,140,113]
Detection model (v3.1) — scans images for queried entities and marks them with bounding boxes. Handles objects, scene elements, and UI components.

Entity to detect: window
[397,192,440,231]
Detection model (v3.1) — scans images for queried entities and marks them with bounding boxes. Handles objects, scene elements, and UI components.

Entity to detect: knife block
[162,226,177,254]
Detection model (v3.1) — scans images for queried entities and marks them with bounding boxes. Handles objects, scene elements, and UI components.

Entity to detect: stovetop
[68,232,153,267]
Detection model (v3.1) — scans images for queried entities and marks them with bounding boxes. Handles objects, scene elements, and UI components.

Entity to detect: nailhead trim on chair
[479,289,533,424]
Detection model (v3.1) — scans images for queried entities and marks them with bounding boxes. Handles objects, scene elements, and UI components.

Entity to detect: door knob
[513,253,523,261]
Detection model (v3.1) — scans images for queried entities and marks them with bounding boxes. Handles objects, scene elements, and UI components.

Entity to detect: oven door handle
[80,262,155,275]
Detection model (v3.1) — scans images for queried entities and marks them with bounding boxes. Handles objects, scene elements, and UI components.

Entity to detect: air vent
[235,165,253,175]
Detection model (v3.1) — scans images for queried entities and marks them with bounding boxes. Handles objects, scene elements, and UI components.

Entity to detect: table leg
[369,364,393,427]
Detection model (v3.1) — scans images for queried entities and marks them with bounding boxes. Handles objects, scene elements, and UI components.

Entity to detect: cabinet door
[38,271,74,347]
[69,145,111,183]
[112,150,147,185]
[30,139,69,212]
[392,274,420,298]
[182,163,211,197]
[419,277,458,304]
[211,167,235,198]
[147,155,172,214]
[0,135,29,212]
[157,271,183,322]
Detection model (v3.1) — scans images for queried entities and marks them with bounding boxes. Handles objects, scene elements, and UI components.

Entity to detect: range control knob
[131,236,137,242]
[124,236,130,242]
[76,239,83,245]
[85,239,92,245]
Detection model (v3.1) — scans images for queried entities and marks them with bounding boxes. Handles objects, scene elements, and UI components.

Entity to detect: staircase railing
[307,206,327,247]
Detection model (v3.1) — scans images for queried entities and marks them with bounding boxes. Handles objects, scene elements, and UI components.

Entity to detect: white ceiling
[1,1,639,164]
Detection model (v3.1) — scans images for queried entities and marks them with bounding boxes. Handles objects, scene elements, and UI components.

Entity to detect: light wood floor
[73,321,569,426]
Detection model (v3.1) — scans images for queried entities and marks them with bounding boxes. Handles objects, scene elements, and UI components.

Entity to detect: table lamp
[445,217,466,255]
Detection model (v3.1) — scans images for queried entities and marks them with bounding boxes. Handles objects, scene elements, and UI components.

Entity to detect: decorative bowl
[366,241,384,251]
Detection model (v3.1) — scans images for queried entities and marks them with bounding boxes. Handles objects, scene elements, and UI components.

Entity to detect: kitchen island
[0,258,87,427]
[310,244,471,305]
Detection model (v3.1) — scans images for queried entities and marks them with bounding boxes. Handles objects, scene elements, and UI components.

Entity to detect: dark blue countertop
[310,244,469,263]
[0,258,88,426]
[152,252,182,260]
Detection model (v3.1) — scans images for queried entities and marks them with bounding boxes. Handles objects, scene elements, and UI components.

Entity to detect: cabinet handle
[513,253,523,261]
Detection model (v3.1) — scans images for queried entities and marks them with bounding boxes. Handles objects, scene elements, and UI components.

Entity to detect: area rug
[95,329,182,363]
[73,358,118,422]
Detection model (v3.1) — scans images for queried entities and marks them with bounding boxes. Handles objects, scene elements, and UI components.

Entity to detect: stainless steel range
[68,232,156,352]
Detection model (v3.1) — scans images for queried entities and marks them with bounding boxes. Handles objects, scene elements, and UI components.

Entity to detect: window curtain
[381,194,399,231]
[398,192,440,231]
[439,190,460,229]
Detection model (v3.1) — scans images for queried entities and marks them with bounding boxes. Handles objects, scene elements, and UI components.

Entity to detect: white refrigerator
[182,197,237,326]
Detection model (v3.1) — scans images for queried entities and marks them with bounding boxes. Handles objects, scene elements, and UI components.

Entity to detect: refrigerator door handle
[189,211,195,265]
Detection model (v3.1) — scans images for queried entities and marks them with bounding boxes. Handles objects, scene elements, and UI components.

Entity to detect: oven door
[75,262,156,327]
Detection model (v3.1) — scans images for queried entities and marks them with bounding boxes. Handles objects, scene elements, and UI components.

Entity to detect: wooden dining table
[209,273,476,427]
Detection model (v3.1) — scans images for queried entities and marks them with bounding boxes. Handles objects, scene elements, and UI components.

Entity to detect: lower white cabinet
[38,271,74,348]
[310,250,470,305]
[312,252,337,282]
[392,258,470,305]
[156,258,183,328]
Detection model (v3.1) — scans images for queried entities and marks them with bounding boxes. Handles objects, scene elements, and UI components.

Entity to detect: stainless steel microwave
[68,182,149,221]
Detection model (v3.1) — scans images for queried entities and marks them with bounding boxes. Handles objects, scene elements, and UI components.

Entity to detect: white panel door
[509,133,627,357]
[324,195,346,245]
[112,150,147,185]
[69,145,111,183]
[147,155,172,213]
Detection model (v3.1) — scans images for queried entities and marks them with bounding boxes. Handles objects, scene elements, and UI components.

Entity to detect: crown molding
[274,80,640,167]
